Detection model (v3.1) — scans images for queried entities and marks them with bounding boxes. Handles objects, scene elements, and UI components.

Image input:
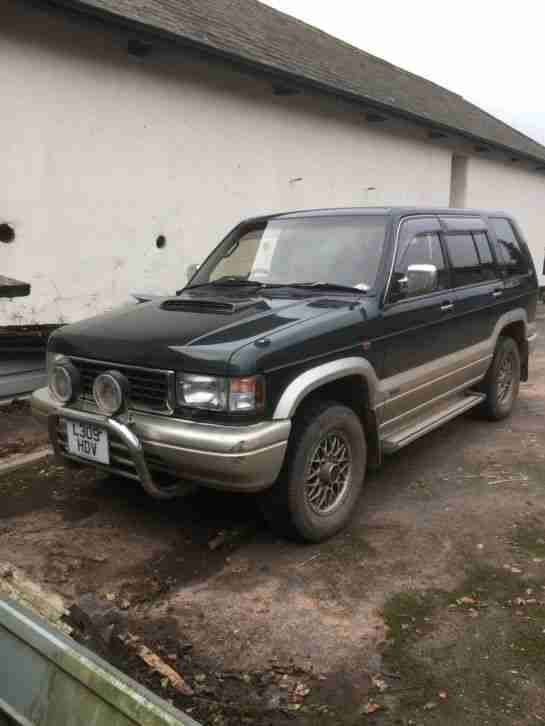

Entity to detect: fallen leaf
[363,702,383,715]
[371,675,388,692]
[457,596,479,606]
[423,701,438,710]
[292,683,310,700]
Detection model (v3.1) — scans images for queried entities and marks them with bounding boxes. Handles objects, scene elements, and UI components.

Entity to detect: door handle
[492,289,503,298]
[440,302,454,313]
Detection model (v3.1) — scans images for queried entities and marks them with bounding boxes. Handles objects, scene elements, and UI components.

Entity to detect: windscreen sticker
[251,228,280,278]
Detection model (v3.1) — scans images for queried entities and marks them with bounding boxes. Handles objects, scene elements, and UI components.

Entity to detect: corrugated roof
[47,0,545,163]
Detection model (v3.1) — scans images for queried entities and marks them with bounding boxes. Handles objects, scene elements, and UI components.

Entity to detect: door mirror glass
[406,264,438,296]
[186,263,199,282]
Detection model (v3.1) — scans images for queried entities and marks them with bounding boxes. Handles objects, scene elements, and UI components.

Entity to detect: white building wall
[0,2,453,327]
[464,156,545,284]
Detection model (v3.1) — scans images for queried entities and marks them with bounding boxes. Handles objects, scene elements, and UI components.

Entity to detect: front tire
[480,336,521,420]
[259,400,367,542]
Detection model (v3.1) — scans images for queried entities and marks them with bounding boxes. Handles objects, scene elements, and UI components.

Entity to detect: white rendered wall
[464,156,545,284]
[0,3,456,326]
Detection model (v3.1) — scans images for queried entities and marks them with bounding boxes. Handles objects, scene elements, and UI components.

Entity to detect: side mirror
[406,264,438,296]
[186,263,199,282]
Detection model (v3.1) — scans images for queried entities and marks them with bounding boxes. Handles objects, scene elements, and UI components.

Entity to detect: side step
[381,393,485,454]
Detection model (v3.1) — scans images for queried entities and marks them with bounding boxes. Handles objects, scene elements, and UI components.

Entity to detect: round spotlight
[93,371,129,416]
[49,361,80,405]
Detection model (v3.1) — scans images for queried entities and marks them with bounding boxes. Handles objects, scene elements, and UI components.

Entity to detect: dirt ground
[2,319,545,725]
[0,399,49,458]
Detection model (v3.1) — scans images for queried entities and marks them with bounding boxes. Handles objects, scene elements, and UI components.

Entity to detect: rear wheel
[259,400,366,542]
[480,336,521,420]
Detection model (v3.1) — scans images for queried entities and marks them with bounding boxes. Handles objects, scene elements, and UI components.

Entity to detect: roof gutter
[32,0,545,166]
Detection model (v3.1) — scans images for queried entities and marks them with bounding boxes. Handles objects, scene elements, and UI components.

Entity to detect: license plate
[66,420,110,465]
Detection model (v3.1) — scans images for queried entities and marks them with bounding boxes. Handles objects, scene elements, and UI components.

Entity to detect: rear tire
[259,400,366,543]
[480,336,520,420]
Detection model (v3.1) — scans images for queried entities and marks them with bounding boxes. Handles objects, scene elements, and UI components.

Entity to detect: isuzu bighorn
[32,208,538,541]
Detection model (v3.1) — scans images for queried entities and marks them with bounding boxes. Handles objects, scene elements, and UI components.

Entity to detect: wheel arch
[272,357,381,468]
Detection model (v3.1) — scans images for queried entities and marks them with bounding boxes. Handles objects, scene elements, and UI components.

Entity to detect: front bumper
[31,388,290,496]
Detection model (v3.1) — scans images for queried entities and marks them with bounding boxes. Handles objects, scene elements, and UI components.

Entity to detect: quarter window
[490,218,527,276]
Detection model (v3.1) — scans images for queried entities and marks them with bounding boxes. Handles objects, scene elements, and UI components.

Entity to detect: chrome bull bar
[48,409,186,500]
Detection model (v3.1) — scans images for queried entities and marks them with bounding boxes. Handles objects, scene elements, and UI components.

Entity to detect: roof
[46,0,545,163]
[260,206,509,220]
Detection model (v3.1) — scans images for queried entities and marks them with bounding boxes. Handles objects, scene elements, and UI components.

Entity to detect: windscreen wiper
[180,277,266,294]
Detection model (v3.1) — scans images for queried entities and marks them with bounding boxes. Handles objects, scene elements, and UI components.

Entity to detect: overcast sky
[262,0,545,145]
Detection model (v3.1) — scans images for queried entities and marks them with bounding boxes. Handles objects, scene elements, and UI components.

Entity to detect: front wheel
[259,400,367,542]
[480,336,521,420]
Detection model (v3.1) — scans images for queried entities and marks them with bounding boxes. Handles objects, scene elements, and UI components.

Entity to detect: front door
[377,216,457,434]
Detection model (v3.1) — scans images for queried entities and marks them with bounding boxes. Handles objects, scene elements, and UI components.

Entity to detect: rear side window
[473,232,498,281]
[444,234,482,287]
[489,218,527,276]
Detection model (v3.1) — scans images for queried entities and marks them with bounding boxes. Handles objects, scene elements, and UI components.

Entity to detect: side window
[473,232,498,281]
[489,218,527,277]
[394,231,448,298]
[444,234,483,287]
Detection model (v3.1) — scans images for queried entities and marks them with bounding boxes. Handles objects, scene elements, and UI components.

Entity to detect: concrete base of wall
[0,355,47,402]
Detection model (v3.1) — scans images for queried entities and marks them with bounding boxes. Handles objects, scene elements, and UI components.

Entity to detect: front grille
[69,357,173,415]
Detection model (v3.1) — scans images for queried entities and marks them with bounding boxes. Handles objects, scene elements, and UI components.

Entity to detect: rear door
[439,217,503,369]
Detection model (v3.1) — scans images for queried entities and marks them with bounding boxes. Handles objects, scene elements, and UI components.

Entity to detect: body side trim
[380,374,485,432]
[378,307,528,407]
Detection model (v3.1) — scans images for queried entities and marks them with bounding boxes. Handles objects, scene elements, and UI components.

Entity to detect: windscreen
[192,216,388,290]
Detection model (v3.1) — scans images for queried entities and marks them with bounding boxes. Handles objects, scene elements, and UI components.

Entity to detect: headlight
[177,374,264,413]
[93,371,128,415]
[48,357,81,405]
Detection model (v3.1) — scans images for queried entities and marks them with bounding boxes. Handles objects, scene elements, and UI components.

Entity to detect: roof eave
[35,0,545,166]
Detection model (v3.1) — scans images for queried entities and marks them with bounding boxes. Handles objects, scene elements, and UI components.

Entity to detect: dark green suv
[32,208,538,542]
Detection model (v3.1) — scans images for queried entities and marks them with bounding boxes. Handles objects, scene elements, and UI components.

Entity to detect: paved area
[2,318,545,725]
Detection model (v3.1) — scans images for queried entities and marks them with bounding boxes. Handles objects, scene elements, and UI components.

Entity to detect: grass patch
[512,522,545,559]
[378,564,545,724]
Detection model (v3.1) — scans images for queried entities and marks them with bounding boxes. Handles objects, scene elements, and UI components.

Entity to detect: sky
[262,0,545,145]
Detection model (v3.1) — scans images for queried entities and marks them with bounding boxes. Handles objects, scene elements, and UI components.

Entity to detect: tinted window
[490,218,527,276]
[473,232,497,281]
[444,234,482,287]
[394,231,448,297]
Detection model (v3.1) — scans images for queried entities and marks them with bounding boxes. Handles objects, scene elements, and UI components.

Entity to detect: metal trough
[0,597,201,726]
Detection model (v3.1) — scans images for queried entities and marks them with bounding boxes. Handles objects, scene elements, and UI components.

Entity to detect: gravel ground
[1,317,545,725]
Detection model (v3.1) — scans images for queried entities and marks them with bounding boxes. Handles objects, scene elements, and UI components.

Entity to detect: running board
[381,393,485,454]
